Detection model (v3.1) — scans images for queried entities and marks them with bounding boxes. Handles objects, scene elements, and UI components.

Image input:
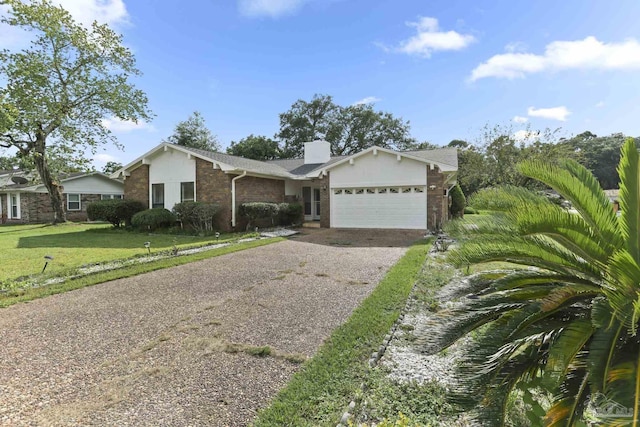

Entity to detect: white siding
[329,151,428,229]
[330,151,426,188]
[285,179,302,197]
[58,175,123,195]
[148,149,196,210]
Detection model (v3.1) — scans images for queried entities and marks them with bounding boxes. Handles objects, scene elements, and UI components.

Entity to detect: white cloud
[513,130,539,143]
[505,41,527,53]
[0,0,129,49]
[470,36,640,81]
[382,16,475,58]
[238,0,306,18]
[513,116,529,124]
[101,117,153,132]
[527,106,571,122]
[352,96,381,106]
[93,153,119,163]
[595,101,605,108]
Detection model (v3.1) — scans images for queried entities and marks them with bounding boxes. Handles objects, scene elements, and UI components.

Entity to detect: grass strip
[0,237,282,308]
[253,239,431,427]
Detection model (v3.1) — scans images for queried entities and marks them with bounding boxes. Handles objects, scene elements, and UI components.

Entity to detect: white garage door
[331,186,427,229]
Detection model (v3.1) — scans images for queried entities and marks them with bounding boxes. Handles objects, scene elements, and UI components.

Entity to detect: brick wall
[3,192,103,223]
[426,166,448,231]
[235,176,284,230]
[124,164,149,207]
[195,158,232,230]
[319,174,330,228]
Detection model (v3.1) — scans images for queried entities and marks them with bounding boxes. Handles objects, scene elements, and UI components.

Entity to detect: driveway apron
[0,232,419,426]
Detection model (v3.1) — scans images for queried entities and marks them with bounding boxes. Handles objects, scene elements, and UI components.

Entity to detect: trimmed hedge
[449,184,466,219]
[131,208,176,231]
[278,202,303,226]
[86,199,147,227]
[173,201,221,233]
[240,202,279,230]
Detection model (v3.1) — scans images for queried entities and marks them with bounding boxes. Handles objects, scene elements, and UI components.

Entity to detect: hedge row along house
[0,170,124,223]
[113,140,458,231]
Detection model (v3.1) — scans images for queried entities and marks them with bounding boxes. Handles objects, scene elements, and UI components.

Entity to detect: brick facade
[124,164,149,207]
[319,173,330,228]
[195,158,233,230]
[2,192,104,223]
[426,166,449,231]
[235,175,285,230]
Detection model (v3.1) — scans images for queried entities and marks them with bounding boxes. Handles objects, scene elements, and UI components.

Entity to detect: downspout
[231,171,247,228]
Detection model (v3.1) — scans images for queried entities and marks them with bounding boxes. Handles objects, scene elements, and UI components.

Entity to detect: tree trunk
[33,135,66,223]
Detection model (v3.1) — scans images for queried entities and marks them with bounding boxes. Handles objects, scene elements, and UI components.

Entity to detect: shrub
[278,202,303,226]
[131,208,176,231]
[86,199,147,227]
[240,202,279,230]
[463,206,478,214]
[449,184,466,218]
[173,201,221,233]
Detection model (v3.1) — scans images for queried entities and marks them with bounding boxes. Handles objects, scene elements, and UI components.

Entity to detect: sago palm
[426,138,640,426]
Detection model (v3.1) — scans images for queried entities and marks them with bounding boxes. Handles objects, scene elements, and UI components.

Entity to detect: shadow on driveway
[289,228,427,248]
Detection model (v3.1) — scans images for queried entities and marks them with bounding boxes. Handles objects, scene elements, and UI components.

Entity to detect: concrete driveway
[0,230,423,426]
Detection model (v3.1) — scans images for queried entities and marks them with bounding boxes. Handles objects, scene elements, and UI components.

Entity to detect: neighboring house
[604,189,620,214]
[114,140,458,231]
[0,170,124,223]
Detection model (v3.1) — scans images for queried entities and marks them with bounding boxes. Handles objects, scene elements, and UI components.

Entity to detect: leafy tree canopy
[0,0,152,222]
[227,134,280,160]
[101,161,123,175]
[164,111,220,152]
[277,94,416,158]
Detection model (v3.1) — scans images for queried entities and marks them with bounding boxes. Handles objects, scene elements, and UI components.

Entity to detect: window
[389,188,399,194]
[333,189,343,195]
[413,187,424,193]
[101,194,124,200]
[10,193,19,219]
[355,188,364,194]
[152,184,164,209]
[402,187,412,193]
[378,188,387,194]
[67,194,81,211]
[181,182,195,202]
[366,188,375,194]
[302,186,311,215]
[343,189,353,195]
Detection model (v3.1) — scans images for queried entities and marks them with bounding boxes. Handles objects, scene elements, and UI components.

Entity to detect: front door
[303,186,321,221]
[313,188,321,220]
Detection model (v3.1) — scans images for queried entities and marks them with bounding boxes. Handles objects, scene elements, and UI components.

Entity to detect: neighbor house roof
[0,171,120,193]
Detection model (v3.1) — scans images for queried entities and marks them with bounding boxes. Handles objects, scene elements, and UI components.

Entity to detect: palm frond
[617,138,640,266]
[544,367,590,427]
[519,159,620,250]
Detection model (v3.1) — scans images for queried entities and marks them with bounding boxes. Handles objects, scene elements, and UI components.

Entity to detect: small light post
[215,231,220,240]
[144,241,151,254]
[42,255,54,273]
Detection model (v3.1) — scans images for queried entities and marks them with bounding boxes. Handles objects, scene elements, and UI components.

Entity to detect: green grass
[253,240,431,427]
[0,223,253,282]
[358,369,453,426]
[0,237,282,308]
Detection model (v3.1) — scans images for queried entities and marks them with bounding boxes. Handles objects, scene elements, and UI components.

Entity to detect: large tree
[432,139,640,425]
[0,0,152,223]
[277,94,416,158]
[227,134,280,160]
[164,111,220,152]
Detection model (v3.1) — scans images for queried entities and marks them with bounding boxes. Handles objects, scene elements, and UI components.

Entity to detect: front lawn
[0,223,251,282]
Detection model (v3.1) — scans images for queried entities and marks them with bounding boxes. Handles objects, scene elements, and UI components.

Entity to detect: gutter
[231,171,247,228]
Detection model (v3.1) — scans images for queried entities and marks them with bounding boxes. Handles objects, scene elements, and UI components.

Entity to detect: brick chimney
[304,140,331,164]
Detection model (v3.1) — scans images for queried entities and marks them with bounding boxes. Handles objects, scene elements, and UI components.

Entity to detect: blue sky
[2,0,640,169]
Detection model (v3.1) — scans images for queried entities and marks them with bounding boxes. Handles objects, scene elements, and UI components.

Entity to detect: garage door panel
[331,191,426,229]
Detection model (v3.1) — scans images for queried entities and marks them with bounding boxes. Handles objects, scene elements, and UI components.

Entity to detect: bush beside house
[87,199,146,227]
[131,208,176,231]
[172,201,221,233]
